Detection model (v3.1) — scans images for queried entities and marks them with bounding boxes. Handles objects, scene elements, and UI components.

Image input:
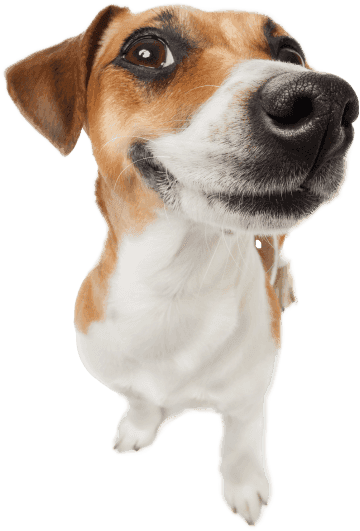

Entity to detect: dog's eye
[278,47,305,67]
[123,37,174,69]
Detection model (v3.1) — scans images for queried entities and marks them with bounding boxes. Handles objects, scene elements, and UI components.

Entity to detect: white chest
[76,212,277,411]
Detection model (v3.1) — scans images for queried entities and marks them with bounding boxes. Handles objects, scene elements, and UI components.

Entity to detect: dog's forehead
[95,6,289,67]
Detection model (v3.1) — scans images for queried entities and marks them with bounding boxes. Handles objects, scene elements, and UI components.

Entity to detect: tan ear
[5,5,125,155]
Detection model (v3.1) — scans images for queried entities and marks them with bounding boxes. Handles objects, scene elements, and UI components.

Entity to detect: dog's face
[88,6,358,233]
[7,5,358,234]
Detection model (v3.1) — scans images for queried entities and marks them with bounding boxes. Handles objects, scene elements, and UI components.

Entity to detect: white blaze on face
[151,59,306,195]
[149,59,312,233]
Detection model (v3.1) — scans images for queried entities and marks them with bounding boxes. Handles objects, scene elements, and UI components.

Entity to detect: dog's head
[6,5,358,234]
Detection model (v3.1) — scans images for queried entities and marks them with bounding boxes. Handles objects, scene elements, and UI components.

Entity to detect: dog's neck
[97,173,259,304]
[96,199,269,368]
[120,213,255,295]
[101,208,264,366]
[156,215,251,298]
[74,173,275,354]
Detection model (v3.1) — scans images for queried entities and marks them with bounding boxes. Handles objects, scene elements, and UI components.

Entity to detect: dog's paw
[223,474,269,525]
[110,402,161,455]
[113,417,157,453]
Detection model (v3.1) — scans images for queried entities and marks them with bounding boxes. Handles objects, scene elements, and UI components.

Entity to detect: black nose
[259,71,359,173]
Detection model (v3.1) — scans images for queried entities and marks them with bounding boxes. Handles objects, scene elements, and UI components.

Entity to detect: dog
[6,4,358,525]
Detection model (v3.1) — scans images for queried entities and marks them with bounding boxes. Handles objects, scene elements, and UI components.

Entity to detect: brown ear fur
[5,5,125,155]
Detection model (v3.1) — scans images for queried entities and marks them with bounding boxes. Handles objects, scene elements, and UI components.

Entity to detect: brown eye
[123,37,174,69]
[278,47,305,67]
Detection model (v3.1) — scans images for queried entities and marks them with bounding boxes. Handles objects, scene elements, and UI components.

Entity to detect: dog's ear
[5,5,126,156]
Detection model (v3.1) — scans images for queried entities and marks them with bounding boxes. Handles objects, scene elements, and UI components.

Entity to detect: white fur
[77,209,278,524]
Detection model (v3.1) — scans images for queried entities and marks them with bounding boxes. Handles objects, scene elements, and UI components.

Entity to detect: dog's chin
[177,186,321,234]
[153,173,327,234]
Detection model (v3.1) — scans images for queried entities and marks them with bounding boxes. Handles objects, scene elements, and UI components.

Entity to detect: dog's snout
[258,71,359,169]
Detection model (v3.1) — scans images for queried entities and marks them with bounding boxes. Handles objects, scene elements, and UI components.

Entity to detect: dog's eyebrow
[152,8,198,47]
[264,17,306,64]
[151,7,175,24]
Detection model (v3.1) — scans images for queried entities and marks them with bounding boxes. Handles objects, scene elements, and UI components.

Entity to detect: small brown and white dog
[6,4,358,525]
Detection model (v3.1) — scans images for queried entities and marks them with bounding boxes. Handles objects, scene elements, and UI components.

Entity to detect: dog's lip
[206,185,313,203]
[205,184,323,220]
[134,144,322,216]
[145,153,312,200]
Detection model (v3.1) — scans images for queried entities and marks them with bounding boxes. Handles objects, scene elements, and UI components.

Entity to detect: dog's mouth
[130,142,334,225]
[206,186,322,218]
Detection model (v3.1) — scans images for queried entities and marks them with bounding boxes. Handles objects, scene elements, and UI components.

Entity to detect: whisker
[196,235,221,298]
[99,134,155,152]
[236,236,250,277]
[264,235,274,249]
[221,238,231,283]
[163,169,171,222]
[221,230,243,274]
[183,85,221,95]
[204,224,210,251]
[98,116,195,153]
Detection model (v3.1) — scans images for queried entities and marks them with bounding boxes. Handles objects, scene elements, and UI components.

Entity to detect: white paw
[113,417,157,452]
[223,474,269,525]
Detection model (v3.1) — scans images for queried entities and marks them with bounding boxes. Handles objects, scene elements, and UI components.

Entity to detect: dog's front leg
[114,395,163,453]
[221,403,269,525]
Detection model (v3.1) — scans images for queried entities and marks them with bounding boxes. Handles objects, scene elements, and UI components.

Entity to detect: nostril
[341,98,358,127]
[267,96,313,127]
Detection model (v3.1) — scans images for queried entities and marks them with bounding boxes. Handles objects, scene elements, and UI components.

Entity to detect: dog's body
[6,5,357,525]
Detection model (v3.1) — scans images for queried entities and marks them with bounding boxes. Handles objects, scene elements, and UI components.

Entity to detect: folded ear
[5,5,125,155]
